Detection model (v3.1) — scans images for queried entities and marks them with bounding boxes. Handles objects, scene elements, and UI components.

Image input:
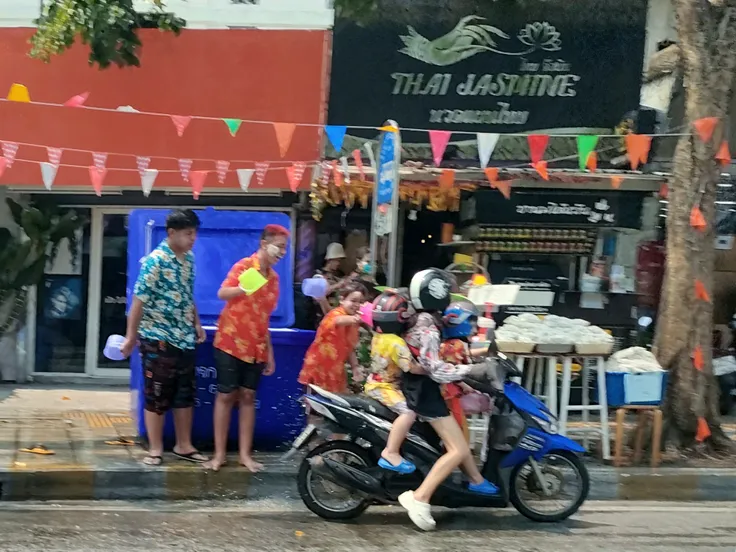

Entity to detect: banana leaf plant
[0,198,87,336]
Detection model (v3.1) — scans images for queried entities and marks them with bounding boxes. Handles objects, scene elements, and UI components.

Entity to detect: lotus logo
[399,16,562,66]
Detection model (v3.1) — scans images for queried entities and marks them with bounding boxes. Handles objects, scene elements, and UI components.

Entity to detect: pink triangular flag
[2,142,18,167]
[429,130,452,166]
[140,169,158,197]
[272,123,296,157]
[215,160,230,185]
[92,152,107,171]
[47,147,63,167]
[39,161,56,190]
[352,149,365,180]
[88,166,107,197]
[171,115,192,137]
[286,161,308,192]
[136,156,151,177]
[64,91,89,107]
[255,162,269,186]
[0,157,7,179]
[178,159,193,182]
[320,160,332,185]
[190,170,208,199]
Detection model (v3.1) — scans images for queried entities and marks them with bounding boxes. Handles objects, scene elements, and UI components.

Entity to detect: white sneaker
[398,491,436,531]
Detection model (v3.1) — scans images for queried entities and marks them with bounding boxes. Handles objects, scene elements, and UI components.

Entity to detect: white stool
[467,412,491,463]
[511,354,558,417]
[558,355,610,460]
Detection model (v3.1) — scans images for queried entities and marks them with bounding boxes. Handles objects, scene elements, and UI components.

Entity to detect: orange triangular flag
[611,175,624,189]
[332,160,344,187]
[694,117,718,143]
[625,134,652,170]
[586,152,597,172]
[659,182,669,199]
[378,125,399,133]
[693,345,704,371]
[495,180,512,199]
[484,167,499,186]
[696,417,711,442]
[438,169,455,190]
[690,205,706,231]
[715,141,731,167]
[694,280,711,302]
[532,160,549,180]
[272,123,296,157]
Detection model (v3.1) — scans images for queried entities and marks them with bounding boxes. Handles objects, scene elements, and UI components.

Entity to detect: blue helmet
[442,300,479,339]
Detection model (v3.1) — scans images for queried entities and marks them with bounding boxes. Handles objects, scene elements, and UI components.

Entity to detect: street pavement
[0,500,733,551]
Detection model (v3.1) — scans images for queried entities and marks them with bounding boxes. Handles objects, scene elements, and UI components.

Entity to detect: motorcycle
[286,352,590,524]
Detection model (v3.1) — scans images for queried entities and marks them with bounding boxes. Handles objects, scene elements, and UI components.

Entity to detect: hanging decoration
[136,156,151,177]
[378,125,399,133]
[532,160,549,180]
[363,142,377,171]
[319,160,332,185]
[610,175,624,189]
[696,416,711,442]
[89,166,107,196]
[429,130,452,166]
[527,134,549,164]
[223,118,243,137]
[693,345,704,371]
[352,149,366,181]
[2,142,18,167]
[92,152,107,171]
[255,162,269,186]
[178,158,193,182]
[483,167,499,187]
[273,123,296,158]
[64,92,89,108]
[6,83,30,103]
[190,170,208,199]
[438,169,455,189]
[40,162,57,190]
[170,115,192,137]
[0,158,7,179]
[340,156,351,185]
[237,168,254,192]
[690,205,707,231]
[625,134,652,170]
[140,169,158,197]
[216,160,230,185]
[47,147,63,167]
[325,126,347,153]
[576,135,599,171]
[694,279,711,302]
[286,161,308,192]
[494,180,512,200]
[715,141,731,166]
[586,152,597,172]
[693,117,719,143]
[332,159,345,187]
[477,133,500,168]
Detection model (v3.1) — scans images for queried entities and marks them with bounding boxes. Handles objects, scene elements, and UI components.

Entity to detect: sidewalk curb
[2,463,736,502]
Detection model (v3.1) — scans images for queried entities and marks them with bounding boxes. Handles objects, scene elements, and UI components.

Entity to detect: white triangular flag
[340,156,351,185]
[141,169,158,197]
[40,162,58,191]
[477,133,500,168]
[363,142,377,171]
[237,168,255,192]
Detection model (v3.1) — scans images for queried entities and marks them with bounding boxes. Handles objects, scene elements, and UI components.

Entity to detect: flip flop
[142,455,163,467]
[378,457,416,474]
[173,450,208,463]
[105,437,135,447]
[19,444,55,456]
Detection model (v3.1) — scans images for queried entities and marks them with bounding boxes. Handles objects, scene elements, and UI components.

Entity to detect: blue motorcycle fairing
[499,428,585,469]
[503,381,554,421]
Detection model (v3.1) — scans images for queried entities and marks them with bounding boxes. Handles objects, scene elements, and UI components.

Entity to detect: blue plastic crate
[595,371,668,407]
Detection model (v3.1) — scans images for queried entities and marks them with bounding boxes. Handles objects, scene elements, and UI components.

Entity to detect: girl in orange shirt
[298,284,365,394]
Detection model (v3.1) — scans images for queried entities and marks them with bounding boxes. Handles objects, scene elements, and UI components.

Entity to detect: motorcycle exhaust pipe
[322,458,384,496]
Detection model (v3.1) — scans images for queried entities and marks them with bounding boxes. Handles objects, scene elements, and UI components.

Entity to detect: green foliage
[30,0,185,69]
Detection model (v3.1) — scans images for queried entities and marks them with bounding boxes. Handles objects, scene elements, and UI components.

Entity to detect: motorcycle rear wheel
[297,440,375,520]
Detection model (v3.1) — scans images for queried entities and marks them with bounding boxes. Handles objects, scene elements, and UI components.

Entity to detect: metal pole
[386,120,401,287]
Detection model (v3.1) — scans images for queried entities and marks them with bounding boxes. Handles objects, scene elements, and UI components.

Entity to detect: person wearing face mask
[203,224,290,473]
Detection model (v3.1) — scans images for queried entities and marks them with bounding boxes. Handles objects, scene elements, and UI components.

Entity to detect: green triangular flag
[576,135,599,171]
[223,118,243,137]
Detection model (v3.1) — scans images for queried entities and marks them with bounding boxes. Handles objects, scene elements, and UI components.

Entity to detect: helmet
[372,290,414,334]
[442,300,479,339]
[409,268,456,312]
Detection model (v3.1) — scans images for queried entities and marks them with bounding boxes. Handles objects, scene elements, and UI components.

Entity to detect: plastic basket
[595,371,668,407]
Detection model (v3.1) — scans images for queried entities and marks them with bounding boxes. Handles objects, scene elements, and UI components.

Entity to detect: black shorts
[401,372,450,420]
[215,349,264,393]
[140,338,196,415]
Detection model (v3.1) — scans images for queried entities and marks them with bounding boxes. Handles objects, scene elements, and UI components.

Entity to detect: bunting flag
[0,157,7,180]
[577,135,599,171]
[89,166,107,196]
[438,169,455,190]
[495,180,512,200]
[223,118,242,137]
[286,161,308,192]
[170,115,192,137]
[92,152,107,171]
[320,160,332,185]
[136,156,151,177]
[178,159,193,182]
[352,149,366,180]
[484,167,499,187]
[6,83,30,103]
[236,168,254,192]
[2,142,18,167]
[532,160,549,180]
[40,161,57,190]
[332,160,345,187]
[690,205,706,231]
[47,147,63,167]
[527,134,549,164]
[140,169,158,197]
[477,133,500,168]
[340,156,351,185]
[190,170,208,199]
[611,175,624,189]
[64,91,89,107]
[586,152,598,172]
[429,130,452,166]
[364,142,377,172]
[255,162,269,186]
[325,125,347,153]
[693,345,704,371]
[694,117,718,143]
[273,123,296,157]
[378,125,399,133]
[696,416,711,442]
[695,279,711,302]
[215,160,230,185]
[659,182,669,199]
[625,134,652,170]
[716,141,731,166]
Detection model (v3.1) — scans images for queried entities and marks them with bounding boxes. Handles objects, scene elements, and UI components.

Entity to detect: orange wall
[0,28,328,191]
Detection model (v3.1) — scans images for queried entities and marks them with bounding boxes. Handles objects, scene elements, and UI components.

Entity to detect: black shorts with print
[140,338,197,414]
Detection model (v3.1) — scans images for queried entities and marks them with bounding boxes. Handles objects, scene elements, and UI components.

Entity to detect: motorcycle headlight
[531,414,558,434]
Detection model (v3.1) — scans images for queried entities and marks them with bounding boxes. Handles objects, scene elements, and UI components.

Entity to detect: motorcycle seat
[337,394,398,421]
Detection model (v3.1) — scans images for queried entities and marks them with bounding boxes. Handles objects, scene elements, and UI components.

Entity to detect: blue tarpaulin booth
[127,208,314,449]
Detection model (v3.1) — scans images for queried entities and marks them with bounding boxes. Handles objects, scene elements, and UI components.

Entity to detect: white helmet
[409,269,456,311]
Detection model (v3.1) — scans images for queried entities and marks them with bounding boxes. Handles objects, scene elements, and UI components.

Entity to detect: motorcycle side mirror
[497,352,523,379]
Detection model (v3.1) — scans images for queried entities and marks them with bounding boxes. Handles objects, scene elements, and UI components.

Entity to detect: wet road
[0,500,733,551]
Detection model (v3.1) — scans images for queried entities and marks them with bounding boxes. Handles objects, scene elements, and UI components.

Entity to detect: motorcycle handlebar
[462,376,502,397]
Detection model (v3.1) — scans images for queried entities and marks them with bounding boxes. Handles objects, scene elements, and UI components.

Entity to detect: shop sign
[328,0,647,137]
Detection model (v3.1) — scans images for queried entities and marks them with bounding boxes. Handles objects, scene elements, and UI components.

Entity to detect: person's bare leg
[460,455,485,485]
[203,392,237,471]
[172,407,195,455]
[239,388,263,472]
[382,411,417,465]
[144,410,165,463]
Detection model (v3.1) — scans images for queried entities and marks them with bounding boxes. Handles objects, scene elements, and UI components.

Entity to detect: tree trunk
[653,0,736,451]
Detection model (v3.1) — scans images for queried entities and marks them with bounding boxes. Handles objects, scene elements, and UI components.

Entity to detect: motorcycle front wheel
[297,439,375,521]
[509,450,589,522]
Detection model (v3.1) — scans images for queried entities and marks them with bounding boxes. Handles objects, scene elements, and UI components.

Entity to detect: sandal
[142,455,163,466]
[173,450,208,463]
[378,457,416,474]
[19,444,55,456]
